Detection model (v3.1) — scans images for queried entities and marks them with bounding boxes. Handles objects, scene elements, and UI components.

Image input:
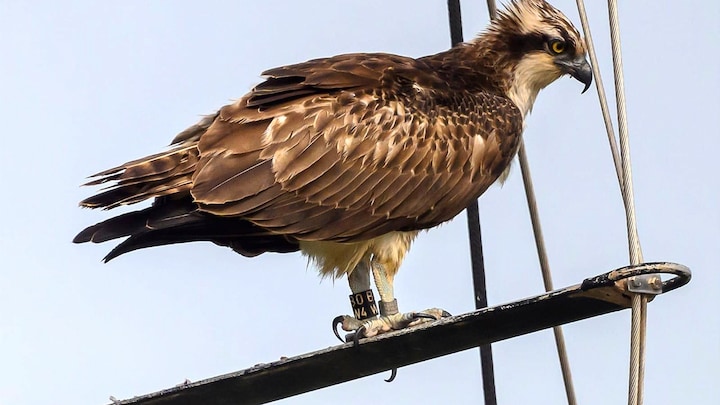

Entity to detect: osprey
[75,0,591,339]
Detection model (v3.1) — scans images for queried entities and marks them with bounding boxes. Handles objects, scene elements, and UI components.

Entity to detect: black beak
[557,56,593,93]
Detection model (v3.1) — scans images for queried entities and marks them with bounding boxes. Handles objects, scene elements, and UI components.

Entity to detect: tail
[78,114,219,209]
[78,143,199,209]
[73,197,299,262]
[75,114,299,260]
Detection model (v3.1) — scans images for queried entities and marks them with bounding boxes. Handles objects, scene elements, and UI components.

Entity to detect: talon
[332,316,346,343]
[353,325,366,347]
[333,308,450,345]
[441,310,452,317]
[385,368,397,382]
[413,313,440,321]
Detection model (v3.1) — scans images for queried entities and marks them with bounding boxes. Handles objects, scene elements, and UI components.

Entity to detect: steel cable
[574,1,647,403]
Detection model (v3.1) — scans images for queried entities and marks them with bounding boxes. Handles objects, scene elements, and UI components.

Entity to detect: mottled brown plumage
[75,0,591,289]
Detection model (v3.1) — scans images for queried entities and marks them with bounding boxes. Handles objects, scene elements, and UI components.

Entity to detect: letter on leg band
[349,289,378,320]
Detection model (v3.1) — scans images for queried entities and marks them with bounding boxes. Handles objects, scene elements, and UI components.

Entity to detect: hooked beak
[557,56,593,93]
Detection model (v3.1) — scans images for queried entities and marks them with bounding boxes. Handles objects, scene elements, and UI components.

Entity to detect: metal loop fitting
[581,262,691,295]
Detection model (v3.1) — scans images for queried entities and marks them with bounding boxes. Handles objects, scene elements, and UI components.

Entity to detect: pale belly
[299,231,420,278]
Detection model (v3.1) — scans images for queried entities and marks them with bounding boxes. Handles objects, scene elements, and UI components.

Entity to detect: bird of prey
[75,0,591,339]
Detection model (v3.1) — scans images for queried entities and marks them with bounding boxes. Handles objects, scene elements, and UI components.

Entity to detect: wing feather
[305,165,376,206]
[195,56,522,239]
[326,169,394,209]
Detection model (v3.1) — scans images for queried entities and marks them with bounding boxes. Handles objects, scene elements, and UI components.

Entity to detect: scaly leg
[357,260,449,338]
[333,261,379,341]
[333,259,450,342]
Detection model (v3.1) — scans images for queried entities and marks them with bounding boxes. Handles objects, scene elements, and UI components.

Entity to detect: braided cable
[573,1,648,403]
[574,0,624,190]
[607,0,643,264]
[518,144,578,405]
[606,1,647,404]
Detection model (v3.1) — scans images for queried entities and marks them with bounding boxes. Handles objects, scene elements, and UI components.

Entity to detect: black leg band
[350,289,378,320]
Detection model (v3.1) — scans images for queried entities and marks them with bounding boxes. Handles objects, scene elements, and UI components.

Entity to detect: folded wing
[75,52,523,257]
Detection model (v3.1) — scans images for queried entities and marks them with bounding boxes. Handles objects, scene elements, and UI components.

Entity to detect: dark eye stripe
[505,27,579,59]
[506,32,546,56]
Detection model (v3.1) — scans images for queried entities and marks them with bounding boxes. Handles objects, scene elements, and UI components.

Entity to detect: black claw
[413,313,439,321]
[441,310,452,317]
[385,368,398,383]
[332,316,346,343]
[353,325,366,348]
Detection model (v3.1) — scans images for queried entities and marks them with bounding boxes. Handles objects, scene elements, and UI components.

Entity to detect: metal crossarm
[111,263,689,405]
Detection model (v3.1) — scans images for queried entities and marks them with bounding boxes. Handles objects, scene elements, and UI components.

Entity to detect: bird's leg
[371,259,398,317]
[332,260,451,342]
[334,260,448,342]
[332,261,379,342]
[352,260,449,338]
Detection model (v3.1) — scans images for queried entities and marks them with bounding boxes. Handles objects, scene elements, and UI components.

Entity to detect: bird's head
[480,0,592,115]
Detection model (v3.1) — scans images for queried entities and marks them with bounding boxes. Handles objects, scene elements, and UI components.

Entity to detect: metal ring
[581,262,691,293]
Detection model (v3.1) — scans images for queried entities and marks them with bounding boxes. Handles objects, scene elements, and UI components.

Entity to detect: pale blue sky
[1,1,718,404]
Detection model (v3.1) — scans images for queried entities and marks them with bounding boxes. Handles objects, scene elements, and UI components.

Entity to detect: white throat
[507,80,541,119]
[506,54,562,118]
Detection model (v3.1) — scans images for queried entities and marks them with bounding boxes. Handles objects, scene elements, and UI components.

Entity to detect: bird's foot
[332,308,450,343]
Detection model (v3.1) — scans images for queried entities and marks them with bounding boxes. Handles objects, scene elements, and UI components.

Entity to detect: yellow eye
[550,40,566,54]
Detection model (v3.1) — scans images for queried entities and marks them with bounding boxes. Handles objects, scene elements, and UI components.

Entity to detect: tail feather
[101,222,299,262]
[73,210,150,244]
[74,197,299,261]
[79,145,198,209]
[75,112,300,261]
[80,177,193,209]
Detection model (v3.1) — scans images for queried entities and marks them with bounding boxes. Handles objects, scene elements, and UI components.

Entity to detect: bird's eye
[549,39,566,54]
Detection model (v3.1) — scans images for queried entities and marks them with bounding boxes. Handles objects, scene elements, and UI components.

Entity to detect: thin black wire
[446,1,497,405]
[447,0,464,46]
[485,0,498,18]
[466,201,498,405]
